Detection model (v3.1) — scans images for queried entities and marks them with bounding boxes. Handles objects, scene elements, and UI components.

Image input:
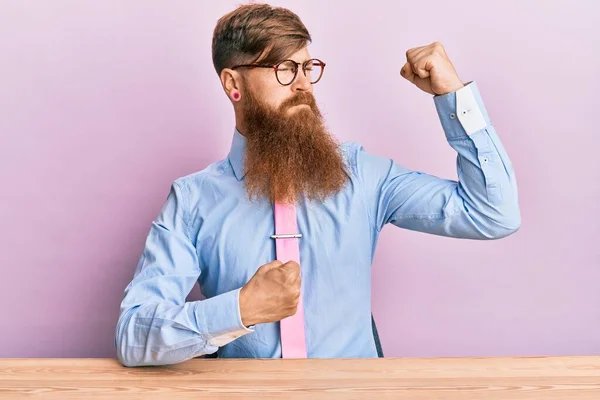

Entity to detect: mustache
[279,91,317,111]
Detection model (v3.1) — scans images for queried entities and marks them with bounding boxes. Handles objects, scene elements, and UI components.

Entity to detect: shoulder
[172,158,233,199]
[339,141,366,177]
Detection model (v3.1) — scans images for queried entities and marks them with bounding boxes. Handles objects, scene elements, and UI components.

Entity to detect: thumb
[400,62,415,84]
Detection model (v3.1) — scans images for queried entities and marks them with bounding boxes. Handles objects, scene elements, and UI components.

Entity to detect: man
[115,3,520,367]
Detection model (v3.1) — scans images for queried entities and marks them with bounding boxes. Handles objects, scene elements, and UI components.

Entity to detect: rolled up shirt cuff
[433,81,491,140]
[195,287,254,348]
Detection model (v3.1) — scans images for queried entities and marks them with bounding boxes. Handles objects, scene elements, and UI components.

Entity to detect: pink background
[1,1,599,358]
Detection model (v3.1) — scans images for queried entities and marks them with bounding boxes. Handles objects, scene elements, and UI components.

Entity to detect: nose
[291,68,312,92]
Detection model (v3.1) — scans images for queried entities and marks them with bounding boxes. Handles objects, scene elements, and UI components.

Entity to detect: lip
[287,104,310,112]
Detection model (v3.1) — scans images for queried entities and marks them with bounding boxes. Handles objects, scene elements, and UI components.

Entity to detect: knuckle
[284,263,300,275]
[291,275,300,286]
[286,286,300,298]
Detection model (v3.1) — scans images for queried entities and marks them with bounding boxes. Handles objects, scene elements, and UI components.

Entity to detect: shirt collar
[228,127,247,181]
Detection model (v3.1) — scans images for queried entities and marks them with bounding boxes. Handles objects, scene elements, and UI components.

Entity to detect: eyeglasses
[231,58,326,86]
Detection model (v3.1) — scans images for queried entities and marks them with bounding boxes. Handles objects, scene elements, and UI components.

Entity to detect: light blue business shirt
[115,82,520,366]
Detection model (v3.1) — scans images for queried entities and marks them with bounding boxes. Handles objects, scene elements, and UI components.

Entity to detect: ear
[220,68,243,101]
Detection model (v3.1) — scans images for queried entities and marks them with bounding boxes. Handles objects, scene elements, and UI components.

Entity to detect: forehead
[282,46,311,63]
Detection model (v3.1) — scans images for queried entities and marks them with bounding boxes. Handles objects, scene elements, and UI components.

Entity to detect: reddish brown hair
[212,3,312,76]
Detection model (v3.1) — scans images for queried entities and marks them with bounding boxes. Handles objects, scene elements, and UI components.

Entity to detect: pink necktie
[273,202,308,358]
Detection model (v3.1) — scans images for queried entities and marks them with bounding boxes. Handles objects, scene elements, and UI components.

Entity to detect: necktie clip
[270,233,303,239]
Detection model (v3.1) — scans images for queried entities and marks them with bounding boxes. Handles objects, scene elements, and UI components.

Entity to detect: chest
[192,187,373,296]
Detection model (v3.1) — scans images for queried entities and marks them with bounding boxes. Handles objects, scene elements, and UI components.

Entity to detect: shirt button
[450,113,456,119]
[482,157,488,163]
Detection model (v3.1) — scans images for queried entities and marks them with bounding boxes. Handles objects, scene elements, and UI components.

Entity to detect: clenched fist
[239,260,301,327]
[400,42,465,96]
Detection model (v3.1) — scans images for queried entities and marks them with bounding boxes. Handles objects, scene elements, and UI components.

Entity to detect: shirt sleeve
[115,180,253,367]
[354,81,521,239]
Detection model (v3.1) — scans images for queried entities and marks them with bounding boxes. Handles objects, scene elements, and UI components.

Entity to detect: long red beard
[241,87,348,203]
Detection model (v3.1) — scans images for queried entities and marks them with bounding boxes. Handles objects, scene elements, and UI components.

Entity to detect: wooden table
[1,356,599,399]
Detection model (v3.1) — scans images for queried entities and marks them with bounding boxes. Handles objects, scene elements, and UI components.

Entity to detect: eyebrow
[291,59,313,65]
